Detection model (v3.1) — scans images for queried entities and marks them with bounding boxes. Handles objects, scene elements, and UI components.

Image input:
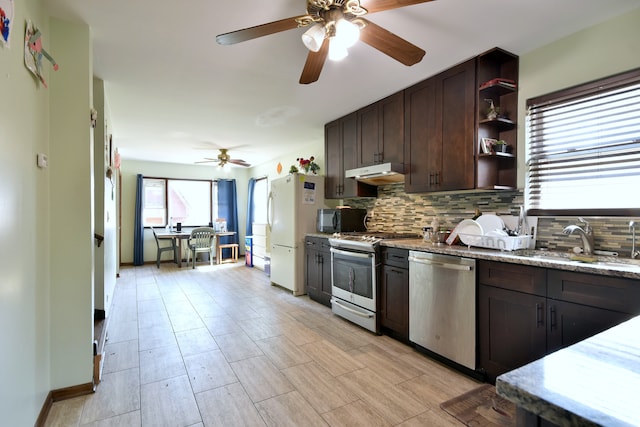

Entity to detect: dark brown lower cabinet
[305,237,331,307]
[478,260,640,383]
[380,247,409,341]
[478,284,546,383]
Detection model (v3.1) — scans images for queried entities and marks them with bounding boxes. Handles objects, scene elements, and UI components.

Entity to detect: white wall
[49,17,94,389]
[516,6,640,187]
[93,77,117,317]
[0,1,52,424]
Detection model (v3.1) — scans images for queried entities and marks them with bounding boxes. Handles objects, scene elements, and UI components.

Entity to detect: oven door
[330,247,376,312]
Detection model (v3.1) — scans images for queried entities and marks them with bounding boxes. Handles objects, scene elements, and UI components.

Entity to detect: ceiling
[44,0,640,168]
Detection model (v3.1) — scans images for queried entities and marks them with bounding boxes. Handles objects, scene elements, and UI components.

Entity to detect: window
[142,179,166,226]
[252,177,268,224]
[526,68,640,216]
[142,178,217,227]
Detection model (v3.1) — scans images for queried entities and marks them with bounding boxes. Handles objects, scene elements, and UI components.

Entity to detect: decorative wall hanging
[90,108,98,128]
[24,20,59,88]
[0,0,13,47]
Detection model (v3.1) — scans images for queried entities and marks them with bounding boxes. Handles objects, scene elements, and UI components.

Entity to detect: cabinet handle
[435,172,440,185]
[549,305,557,330]
[536,303,543,327]
[318,254,323,265]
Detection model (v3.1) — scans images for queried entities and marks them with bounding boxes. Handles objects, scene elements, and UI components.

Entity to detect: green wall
[516,7,640,187]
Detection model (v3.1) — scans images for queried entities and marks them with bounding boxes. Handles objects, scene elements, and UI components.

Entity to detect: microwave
[317,208,367,233]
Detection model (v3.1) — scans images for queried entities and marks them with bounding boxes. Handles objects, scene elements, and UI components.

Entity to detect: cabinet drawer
[252,236,267,248]
[478,260,546,296]
[381,247,409,269]
[547,270,640,314]
[305,236,329,252]
[252,223,268,236]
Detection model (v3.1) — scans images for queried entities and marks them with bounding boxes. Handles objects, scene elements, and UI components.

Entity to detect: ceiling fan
[196,148,251,168]
[216,0,433,84]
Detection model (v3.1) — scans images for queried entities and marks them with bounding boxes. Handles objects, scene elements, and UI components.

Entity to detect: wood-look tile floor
[45,262,480,426]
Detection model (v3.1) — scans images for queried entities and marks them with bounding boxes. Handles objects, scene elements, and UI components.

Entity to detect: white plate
[456,219,484,246]
[476,214,505,234]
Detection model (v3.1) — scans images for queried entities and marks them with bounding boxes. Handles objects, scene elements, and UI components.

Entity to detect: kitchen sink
[517,250,640,272]
[594,261,640,271]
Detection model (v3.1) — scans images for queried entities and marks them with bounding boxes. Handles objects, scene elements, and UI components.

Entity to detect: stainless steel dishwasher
[408,251,476,370]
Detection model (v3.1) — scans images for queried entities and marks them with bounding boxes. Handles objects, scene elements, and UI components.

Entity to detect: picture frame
[481,138,497,154]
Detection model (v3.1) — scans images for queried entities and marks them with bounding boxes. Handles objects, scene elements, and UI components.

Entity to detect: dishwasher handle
[408,256,473,271]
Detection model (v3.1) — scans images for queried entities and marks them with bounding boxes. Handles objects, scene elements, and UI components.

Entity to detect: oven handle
[408,256,473,271]
[330,247,373,259]
[331,299,374,319]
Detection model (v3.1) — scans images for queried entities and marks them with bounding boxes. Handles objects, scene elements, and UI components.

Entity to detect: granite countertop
[306,234,640,279]
[495,315,640,426]
[385,239,640,280]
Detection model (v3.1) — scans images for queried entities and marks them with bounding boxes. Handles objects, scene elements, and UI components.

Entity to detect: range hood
[345,163,404,186]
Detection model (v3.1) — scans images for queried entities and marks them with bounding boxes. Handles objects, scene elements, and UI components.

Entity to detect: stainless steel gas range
[328,232,416,333]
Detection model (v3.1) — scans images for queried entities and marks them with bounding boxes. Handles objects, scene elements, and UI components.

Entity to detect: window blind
[526,71,640,215]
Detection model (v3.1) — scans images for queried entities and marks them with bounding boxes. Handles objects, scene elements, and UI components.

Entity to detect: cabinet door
[341,113,362,198]
[358,92,404,167]
[305,239,321,301]
[547,299,631,354]
[478,285,547,383]
[380,264,409,341]
[379,92,404,165]
[325,113,373,199]
[319,247,332,307]
[438,58,476,191]
[404,59,475,192]
[358,103,379,166]
[404,77,440,193]
[324,119,343,199]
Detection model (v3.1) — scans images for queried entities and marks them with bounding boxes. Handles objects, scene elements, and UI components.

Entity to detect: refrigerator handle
[267,191,273,231]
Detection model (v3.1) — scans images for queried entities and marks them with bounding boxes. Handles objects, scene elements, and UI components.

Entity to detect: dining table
[155,228,236,268]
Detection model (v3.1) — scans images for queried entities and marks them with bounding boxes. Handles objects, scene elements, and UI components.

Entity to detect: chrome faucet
[630,221,640,259]
[562,217,594,255]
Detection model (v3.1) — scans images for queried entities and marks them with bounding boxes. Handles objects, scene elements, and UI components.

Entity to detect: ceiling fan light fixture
[328,37,348,61]
[335,18,359,48]
[301,23,326,52]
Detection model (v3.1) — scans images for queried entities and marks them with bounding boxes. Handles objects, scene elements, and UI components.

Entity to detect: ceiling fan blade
[216,16,307,45]
[299,38,329,84]
[195,159,219,164]
[229,159,251,167]
[359,19,425,66]
[359,0,434,14]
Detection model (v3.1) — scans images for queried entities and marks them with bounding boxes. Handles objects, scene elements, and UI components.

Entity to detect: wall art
[24,20,59,88]
[0,0,13,47]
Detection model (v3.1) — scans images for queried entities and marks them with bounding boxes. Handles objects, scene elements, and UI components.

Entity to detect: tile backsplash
[345,183,638,258]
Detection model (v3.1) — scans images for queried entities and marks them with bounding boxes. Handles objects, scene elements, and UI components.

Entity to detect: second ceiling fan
[197,148,251,168]
[216,0,433,84]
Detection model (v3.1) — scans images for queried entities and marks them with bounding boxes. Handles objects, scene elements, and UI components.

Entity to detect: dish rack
[458,233,532,251]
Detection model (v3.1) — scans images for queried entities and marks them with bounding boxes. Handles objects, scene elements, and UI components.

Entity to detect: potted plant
[492,140,511,153]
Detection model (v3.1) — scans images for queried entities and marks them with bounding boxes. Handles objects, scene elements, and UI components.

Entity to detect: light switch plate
[37,153,48,168]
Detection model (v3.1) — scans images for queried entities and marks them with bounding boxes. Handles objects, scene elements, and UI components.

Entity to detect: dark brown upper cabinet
[357,92,405,166]
[404,58,476,193]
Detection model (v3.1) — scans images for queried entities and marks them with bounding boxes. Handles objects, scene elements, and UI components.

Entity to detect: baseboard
[51,382,95,402]
[35,383,94,427]
[35,391,53,427]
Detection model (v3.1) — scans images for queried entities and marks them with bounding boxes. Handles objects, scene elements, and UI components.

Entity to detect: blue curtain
[133,174,145,266]
[217,179,239,258]
[246,178,256,236]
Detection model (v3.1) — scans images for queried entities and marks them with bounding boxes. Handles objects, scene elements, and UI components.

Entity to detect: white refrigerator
[269,173,325,296]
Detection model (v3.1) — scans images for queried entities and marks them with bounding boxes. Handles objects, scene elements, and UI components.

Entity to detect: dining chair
[187,227,216,269]
[151,226,177,268]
